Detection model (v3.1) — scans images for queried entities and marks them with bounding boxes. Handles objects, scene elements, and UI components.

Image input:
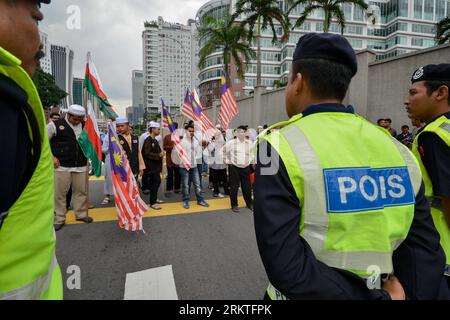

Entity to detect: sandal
[76,217,94,223]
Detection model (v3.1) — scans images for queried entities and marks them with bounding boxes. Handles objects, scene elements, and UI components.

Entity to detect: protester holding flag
[108,124,147,232]
[142,122,165,210]
[47,105,94,231]
[116,117,145,180]
[180,124,210,210]
[163,122,181,197]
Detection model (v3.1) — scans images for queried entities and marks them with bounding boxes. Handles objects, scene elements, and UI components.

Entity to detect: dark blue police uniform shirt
[254,104,450,300]
[0,74,32,216]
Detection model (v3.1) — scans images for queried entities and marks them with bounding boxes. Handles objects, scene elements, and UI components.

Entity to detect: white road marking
[124,265,179,300]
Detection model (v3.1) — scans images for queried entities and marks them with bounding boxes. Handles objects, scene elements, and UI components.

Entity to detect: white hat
[216,124,222,129]
[68,105,85,117]
[116,117,129,125]
[149,121,160,129]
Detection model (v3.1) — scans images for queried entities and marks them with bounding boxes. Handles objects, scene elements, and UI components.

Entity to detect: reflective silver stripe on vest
[0,254,57,300]
[441,122,450,133]
[281,125,399,274]
[267,283,289,300]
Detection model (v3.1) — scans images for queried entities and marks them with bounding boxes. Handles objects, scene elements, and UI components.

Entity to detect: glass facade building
[197,0,448,101]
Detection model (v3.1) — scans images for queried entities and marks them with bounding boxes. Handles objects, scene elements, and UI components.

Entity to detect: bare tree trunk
[324,10,330,33]
[256,15,262,87]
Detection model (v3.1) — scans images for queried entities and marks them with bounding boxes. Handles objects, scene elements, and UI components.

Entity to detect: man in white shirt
[47,105,93,231]
[208,129,229,198]
[179,124,210,209]
[223,125,255,213]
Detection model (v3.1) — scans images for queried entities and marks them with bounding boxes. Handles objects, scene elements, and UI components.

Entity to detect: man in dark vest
[116,117,145,180]
[47,105,94,231]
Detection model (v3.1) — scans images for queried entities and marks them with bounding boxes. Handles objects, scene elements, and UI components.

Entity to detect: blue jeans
[180,167,204,203]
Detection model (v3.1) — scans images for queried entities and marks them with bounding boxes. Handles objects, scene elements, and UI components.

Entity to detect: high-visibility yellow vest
[412,115,450,271]
[260,111,422,300]
[0,47,63,300]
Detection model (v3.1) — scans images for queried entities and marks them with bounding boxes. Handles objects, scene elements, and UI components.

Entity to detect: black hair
[237,125,248,131]
[377,119,385,125]
[385,118,392,123]
[401,125,410,130]
[424,81,450,104]
[50,112,60,118]
[186,124,195,130]
[173,122,179,130]
[291,58,353,101]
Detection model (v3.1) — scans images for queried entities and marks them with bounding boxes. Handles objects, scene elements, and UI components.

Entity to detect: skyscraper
[51,44,74,111]
[72,77,84,106]
[142,16,199,118]
[39,31,52,74]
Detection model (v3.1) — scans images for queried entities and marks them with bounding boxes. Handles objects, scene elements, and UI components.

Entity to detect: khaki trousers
[54,171,88,224]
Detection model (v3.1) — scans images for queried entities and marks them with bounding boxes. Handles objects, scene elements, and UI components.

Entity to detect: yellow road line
[66,197,245,225]
[89,176,105,181]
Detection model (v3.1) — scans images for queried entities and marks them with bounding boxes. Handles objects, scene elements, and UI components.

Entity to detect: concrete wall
[364,43,450,129]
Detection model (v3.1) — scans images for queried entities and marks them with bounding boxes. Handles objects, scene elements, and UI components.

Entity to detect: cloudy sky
[40,0,208,116]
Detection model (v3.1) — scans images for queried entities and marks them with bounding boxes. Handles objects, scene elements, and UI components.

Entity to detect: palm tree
[287,0,368,34]
[232,0,290,87]
[436,16,450,45]
[198,15,256,86]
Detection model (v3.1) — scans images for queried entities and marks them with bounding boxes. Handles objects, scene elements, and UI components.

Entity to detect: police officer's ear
[434,85,449,103]
[291,72,305,96]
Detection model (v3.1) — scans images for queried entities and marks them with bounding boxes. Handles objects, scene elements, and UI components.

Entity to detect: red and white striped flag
[108,123,147,232]
[162,100,192,170]
[219,70,239,130]
[182,89,195,121]
[190,89,220,142]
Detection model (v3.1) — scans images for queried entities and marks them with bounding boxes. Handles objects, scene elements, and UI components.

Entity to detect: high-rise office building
[39,31,52,74]
[72,77,84,106]
[51,44,74,111]
[197,0,448,106]
[132,70,145,110]
[142,16,199,118]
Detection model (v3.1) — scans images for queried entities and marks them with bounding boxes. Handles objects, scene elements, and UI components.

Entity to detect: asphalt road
[56,180,268,300]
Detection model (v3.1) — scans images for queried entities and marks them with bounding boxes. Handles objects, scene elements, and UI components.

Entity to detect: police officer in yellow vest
[254,33,449,300]
[0,0,63,299]
[406,64,450,290]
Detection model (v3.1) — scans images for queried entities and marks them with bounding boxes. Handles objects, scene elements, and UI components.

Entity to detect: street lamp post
[158,34,188,115]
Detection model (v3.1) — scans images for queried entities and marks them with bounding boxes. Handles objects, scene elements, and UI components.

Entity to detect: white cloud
[40,0,207,115]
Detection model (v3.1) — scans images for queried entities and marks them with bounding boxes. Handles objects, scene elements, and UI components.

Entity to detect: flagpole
[84,52,90,218]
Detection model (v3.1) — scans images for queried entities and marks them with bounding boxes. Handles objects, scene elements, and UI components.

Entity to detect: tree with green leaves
[436,16,450,45]
[198,15,256,86]
[287,0,368,34]
[232,0,290,87]
[33,68,67,109]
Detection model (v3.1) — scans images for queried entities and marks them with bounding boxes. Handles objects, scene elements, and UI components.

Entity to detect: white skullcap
[116,117,129,125]
[149,121,160,129]
[216,124,222,129]
[68,105,85,117]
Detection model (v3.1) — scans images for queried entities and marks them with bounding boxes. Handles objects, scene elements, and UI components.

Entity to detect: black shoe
[232,207,240,213]
[54,223,65,232]
[76,217,94,224]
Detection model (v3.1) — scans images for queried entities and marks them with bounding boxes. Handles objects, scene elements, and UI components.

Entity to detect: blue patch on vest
[324,167,415,213]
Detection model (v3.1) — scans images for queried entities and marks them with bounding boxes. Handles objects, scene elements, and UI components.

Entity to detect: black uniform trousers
[229,165,253,208]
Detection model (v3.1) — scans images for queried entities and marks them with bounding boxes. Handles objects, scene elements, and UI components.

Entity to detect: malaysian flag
[181,89,195,121]
[218,70,239,130]
[108,123,147,231]
[189,89,219,142]
[162,99,192,170]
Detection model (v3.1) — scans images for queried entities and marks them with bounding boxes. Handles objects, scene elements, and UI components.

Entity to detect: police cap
[293,33,358,76]
[411,64,450,83]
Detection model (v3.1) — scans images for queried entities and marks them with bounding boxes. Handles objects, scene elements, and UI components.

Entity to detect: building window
[414,0,423,19]
[234,78,241,84]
